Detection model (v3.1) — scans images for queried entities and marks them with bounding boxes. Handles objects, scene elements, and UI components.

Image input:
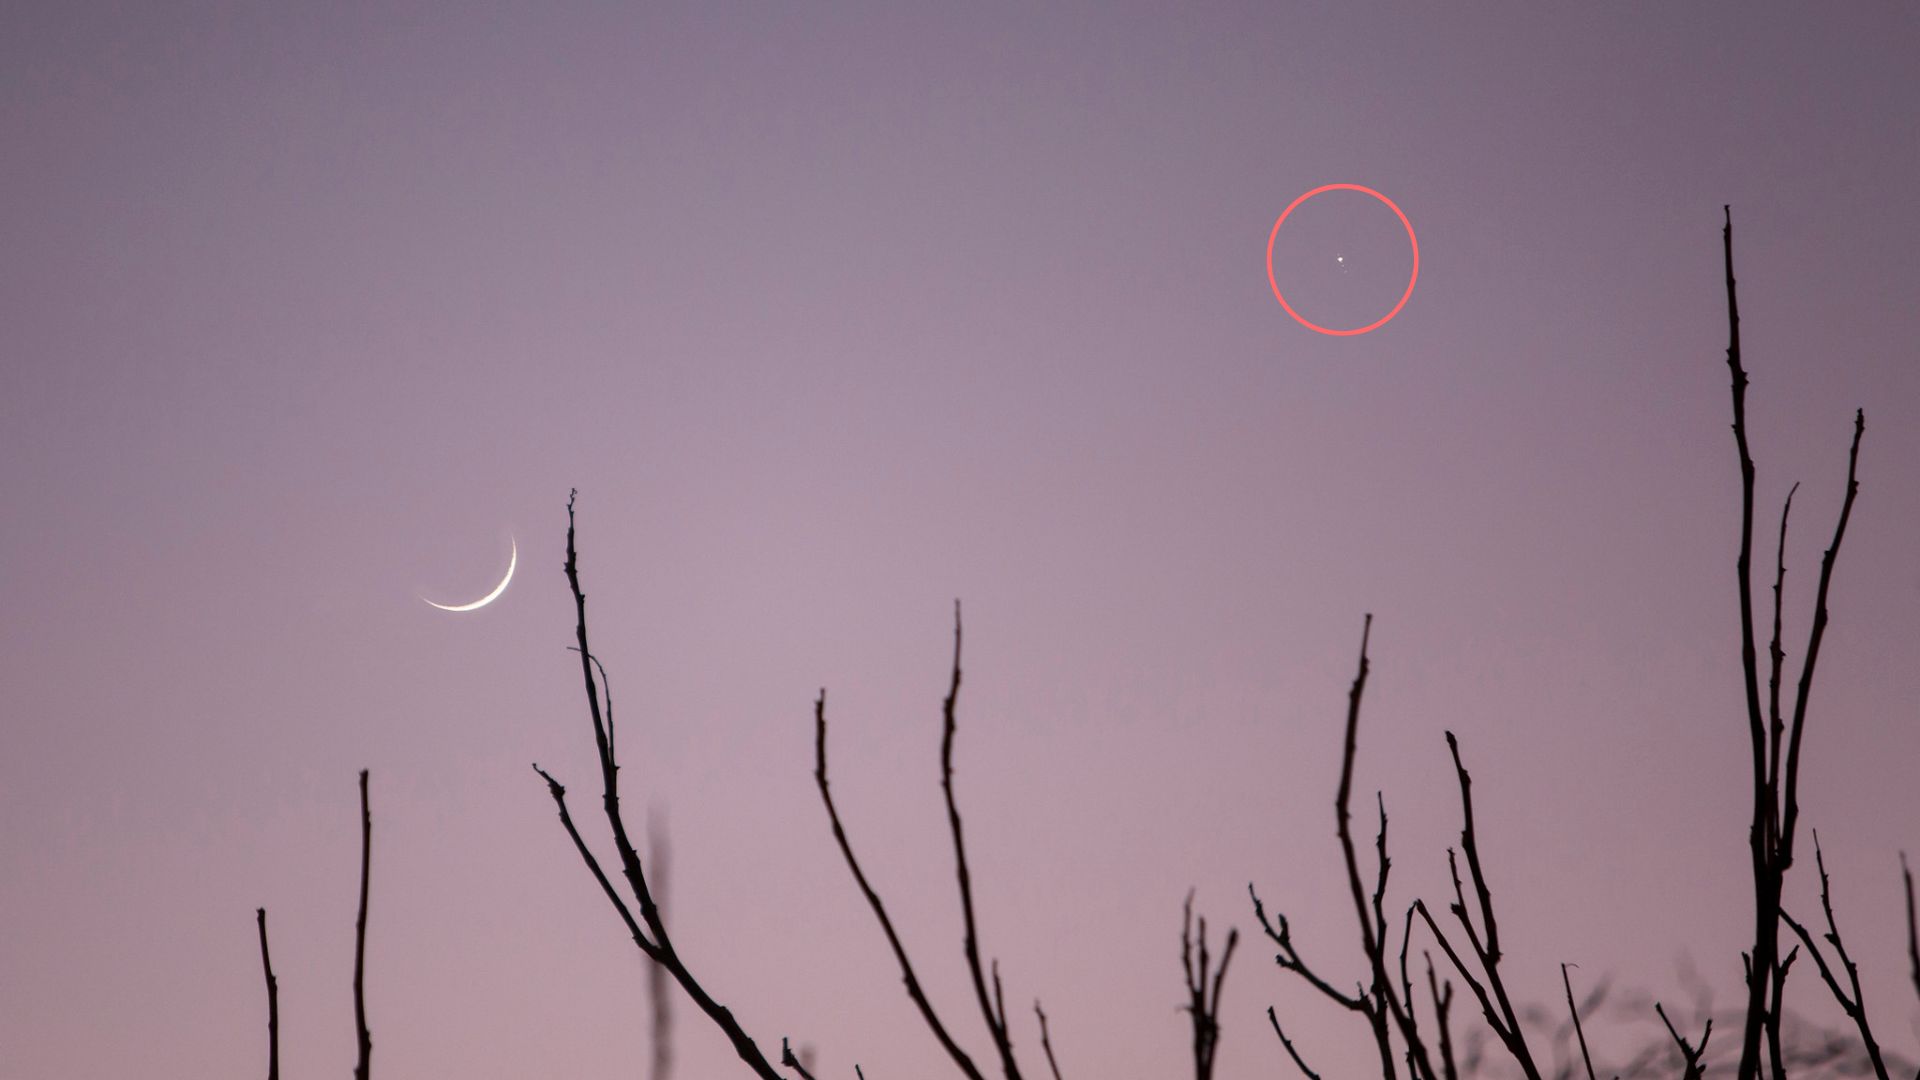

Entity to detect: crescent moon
[423,538,516,612]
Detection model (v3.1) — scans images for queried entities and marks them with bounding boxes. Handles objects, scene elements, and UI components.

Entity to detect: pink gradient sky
[4,4,1918,1078]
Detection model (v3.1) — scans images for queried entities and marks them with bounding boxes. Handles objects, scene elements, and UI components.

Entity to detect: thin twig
[257,908,278,1080]
[1561,964,1595,1080]
[1268,1006,1323,1080]
[1033,1002,1065,1080]
[939,603,1025,1080]
[354,769,372,1080]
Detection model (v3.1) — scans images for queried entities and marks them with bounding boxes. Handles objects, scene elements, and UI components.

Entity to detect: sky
[3,3,1918,1078]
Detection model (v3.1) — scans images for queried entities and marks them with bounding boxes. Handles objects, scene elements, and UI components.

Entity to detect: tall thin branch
[939,603,1025,1080]
[1561,964,1596,1080]
[257,908,278,1080]
[354,769,372,1080]
[538,491,794,1080]
[1252,615,1437,1080]
[815,690,988,1080]
[1779,408,1864,859]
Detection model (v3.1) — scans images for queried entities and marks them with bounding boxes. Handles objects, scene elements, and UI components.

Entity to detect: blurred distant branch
[1904,853,1918,1009]
[649,817,673,1080]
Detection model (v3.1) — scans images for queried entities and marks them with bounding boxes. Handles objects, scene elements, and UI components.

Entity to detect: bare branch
[1780,834,1891,1080]
[1033,1002,1065,1080]
[1657,1001,1712,1080]
[938,603,1026,1080]
[354,769,372,1080]
[1181,892,1238,1080]
[815,690,987,1080]
[1561,964,1595,1080]
[541,492,792,1080]
[1780,409,1865,861]
[257,908,278,1080]
[1268,1006,1323,1080]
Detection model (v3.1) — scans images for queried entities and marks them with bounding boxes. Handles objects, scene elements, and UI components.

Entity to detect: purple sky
[4,4,1918,1078]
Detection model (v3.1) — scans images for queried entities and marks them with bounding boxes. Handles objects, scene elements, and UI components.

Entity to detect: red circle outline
[1265,184,1419,337]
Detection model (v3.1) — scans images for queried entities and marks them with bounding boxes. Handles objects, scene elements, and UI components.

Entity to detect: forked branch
[1181,891,1238,1080]
[1780,834,1891,1080]
[535,492,802,1080]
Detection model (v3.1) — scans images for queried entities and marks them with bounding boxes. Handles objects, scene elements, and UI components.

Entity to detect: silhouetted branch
[257,908,278,1080]
[1561,965,1595,1080]
[1181,891,1238,1080]
[354,769,371,1080]
[1417,734,1540,1080]
[1657,1001,1712,1080]
[1033,1002,1065,1080]
[782,1038,818,1080]
[537,491,793,1080]
[938,603,1026,1080]
[815,689,988,1080]
[1269,1006,1323,1080]
[1252,616,1439,1080]
[1721,205,1869,1080]
[1781,835,1891,1080]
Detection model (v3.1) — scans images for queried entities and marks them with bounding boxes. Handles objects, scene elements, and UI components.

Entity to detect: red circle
[1265,184,1419,337]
